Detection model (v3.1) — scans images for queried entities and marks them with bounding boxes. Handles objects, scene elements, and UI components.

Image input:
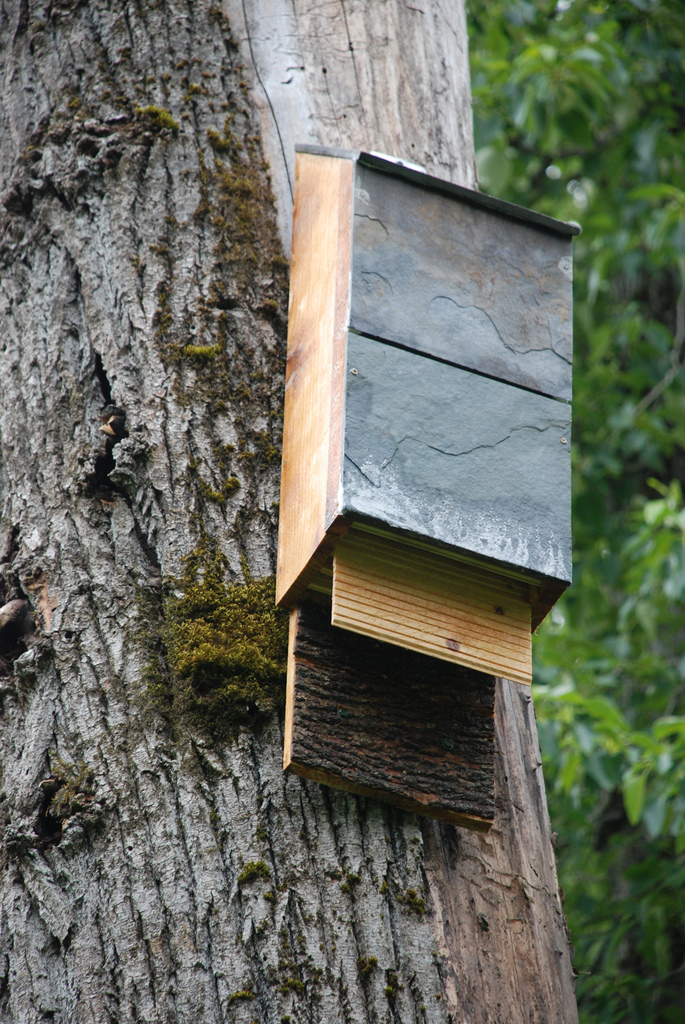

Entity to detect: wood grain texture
[332,529,532,685]
[283,607,299,765]
[532,576,570,633]
[276,152,353,606]
[350,163,573,402]
[227,0,477,252]
[285,602,495,830]
[422,679,579,1022]
[342,333,572,584]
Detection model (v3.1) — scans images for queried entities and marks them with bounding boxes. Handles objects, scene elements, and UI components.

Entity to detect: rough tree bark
[0,2,578,1022]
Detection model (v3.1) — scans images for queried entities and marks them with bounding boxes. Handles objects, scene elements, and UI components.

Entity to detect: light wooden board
[276,152,354,607]
[332,529,532,685]
[284,602,495,831]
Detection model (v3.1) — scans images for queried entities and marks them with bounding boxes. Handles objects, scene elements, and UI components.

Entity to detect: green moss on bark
[226,990,256,1005]
[134,104,179,133]
[238,860,271,885]
[146,538,287,740]
[124,12,289,746]
[48,758,95,819]
[397,887,427,915]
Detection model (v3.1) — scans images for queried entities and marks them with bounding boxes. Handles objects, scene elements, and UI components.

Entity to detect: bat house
[277,146,576,827]
[277,145,577,679]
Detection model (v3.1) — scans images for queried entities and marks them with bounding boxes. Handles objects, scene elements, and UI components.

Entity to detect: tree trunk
[0,2,577,1022]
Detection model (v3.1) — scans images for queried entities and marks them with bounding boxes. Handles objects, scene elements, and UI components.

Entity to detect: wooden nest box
[277,145,577,827]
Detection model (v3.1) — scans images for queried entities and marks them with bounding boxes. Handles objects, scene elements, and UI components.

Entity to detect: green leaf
[630,183,685,203]
[586,751,616,791]
[475,144,513,193]
[653,717,685,740]
[583,697,627,730]
[642,792,668,838]
[623,772,647,826]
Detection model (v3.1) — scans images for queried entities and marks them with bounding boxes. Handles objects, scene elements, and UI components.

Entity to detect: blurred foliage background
[467,1,685,1020]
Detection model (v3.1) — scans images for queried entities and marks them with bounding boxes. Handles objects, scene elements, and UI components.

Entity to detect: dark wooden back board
[285,601,496,830]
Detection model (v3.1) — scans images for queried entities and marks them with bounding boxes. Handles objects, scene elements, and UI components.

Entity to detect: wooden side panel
[351,163,573,402]
[286,602,496,830]
[283,607,298,769]
[276,153,354,607]
[332,530,532,685]
[532,576,569,633]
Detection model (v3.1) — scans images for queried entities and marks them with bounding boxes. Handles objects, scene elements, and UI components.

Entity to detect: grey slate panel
[350,164,573,402]
[295,145,580,238]
[342,333,572,583]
